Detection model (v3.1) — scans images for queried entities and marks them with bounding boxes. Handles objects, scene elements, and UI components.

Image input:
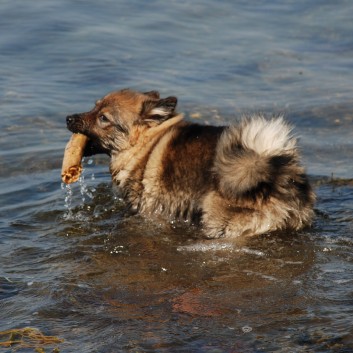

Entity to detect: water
[1,0,353,352]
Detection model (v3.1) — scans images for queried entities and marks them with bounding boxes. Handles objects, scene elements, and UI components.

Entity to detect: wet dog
[66,89,315,238]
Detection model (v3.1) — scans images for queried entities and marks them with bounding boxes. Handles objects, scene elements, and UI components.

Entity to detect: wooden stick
[61,133,89,184]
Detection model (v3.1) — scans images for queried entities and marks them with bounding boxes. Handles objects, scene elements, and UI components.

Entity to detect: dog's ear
[141,96,178,124]
[144,90,160,99]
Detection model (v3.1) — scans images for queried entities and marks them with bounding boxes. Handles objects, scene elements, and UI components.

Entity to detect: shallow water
[1,0,353,352]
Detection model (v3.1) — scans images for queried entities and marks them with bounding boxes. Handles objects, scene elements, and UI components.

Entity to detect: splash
[61,157,96,221]
[78,174,95,203]
[177,242,235,252]
[177,242,265,256]
[61,182,74,220]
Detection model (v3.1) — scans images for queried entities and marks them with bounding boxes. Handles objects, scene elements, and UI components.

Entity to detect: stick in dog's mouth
[61,133,89,184]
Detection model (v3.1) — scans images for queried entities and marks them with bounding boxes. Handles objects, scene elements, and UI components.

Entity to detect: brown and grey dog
[66,89,315,238]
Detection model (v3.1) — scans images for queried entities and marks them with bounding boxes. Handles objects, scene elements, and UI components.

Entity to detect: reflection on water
[1,0,353,351]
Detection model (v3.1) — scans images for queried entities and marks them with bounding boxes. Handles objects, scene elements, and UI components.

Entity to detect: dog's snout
[66,114,79,126]
[66,114,84,133]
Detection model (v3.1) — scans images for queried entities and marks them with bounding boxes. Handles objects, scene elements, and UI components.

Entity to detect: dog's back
[113,116,314,238]
[129,123,225,221]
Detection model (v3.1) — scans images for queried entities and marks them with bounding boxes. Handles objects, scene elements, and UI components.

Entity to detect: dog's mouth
[65,114,111,156]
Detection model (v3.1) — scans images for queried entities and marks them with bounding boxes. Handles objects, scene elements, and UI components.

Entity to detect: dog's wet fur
[66,89,315,238]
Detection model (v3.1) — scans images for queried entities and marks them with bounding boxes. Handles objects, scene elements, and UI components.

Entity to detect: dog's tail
[214,116,301,199]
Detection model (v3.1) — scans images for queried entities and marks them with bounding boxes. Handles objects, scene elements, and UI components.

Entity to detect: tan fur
[66,89,315,238]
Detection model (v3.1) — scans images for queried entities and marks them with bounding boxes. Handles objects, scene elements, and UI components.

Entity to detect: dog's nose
[66,114,78,126]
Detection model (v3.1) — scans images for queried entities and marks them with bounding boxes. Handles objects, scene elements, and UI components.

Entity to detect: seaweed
[0,327,63,352]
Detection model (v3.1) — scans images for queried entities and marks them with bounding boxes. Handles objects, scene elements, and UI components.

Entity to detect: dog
[66,88,315,238]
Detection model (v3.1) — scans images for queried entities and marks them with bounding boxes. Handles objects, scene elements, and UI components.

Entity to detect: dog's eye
[99,114,109,123]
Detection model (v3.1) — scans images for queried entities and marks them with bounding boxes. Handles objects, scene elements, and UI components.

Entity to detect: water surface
[1,0,353,352]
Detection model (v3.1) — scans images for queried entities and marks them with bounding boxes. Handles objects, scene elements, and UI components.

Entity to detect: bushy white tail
[214,116,298,198]
[240,116,296,155]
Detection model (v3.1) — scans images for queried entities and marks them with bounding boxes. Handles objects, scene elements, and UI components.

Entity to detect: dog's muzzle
[66,114,82,133]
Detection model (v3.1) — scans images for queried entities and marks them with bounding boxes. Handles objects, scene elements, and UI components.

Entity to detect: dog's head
[66,89,178,155]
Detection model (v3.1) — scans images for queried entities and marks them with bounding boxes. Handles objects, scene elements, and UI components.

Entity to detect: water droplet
[242,326,252,333]
[64,184,73,209]
[61,163,98,220]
